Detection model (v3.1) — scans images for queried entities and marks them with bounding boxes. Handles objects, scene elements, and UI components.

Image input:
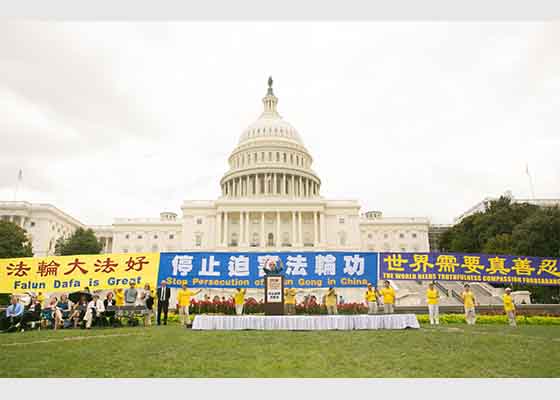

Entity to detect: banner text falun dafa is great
[0,253,160,293]
[379,252,560,286]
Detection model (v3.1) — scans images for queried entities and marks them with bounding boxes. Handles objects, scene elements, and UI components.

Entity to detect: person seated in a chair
[20,296,42,331]
[84,294,105,329]
[69,295,88,328]
[103,292,117,326]
[0,295,24,332]
[46,297,63,330]
[57,294,71,319]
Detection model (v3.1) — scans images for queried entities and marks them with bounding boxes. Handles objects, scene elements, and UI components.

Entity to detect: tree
[441,197,560,303]
[55,228,103,256]
[0,221,33,258]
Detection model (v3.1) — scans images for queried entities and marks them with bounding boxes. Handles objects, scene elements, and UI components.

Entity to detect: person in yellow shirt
[284,286,297,315]
[379,280,396,314]
[364,283,378,315]
[233,288,247,315]
[177,283,202,327]
[37,292,45,307]
[503,287,516,327]
[324,287,338,315]
[426,282,440,325]
[461,284,477,325]
[114,288,125,307]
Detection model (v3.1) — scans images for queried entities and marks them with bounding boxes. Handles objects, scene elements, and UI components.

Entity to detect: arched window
[267,233,274,247]
[283,153,287,162]
[231,232,238,247]
[276,152,280,162]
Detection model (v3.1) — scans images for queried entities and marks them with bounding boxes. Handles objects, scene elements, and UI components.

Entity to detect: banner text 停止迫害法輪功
[158,251,378,288]
[0,253,160,293]
[379,252,560,286]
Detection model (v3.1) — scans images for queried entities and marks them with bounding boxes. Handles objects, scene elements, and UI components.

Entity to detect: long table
[192,314,420,331]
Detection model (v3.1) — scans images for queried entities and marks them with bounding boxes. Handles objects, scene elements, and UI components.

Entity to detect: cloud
[0,21,558,226]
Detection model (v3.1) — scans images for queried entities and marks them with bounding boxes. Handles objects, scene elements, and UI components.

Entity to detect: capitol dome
[220,77,321,199]
[237,82,304,145]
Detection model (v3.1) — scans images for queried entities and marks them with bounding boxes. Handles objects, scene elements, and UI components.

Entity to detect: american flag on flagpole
[18,169,23,181]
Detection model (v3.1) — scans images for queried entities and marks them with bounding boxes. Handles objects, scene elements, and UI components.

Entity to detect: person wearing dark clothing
[156,280,171,325]
[21,297,42,331]
[103,292,117,326]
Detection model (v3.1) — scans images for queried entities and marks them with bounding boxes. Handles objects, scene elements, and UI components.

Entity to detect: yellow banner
[0,253,160,293]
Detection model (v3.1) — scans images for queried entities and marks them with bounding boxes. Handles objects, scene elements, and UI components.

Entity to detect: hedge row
[417,314,560,325]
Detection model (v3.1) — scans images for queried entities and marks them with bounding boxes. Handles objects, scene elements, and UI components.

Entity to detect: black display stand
[264,274,285,316]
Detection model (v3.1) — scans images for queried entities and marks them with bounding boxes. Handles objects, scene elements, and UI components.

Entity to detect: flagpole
[14,169,22,202]
[526,163,535,200]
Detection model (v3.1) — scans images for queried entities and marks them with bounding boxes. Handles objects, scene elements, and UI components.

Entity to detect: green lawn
[1,323,559,377]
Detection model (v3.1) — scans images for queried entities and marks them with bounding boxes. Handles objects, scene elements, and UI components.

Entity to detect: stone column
[256,174,260,195]
[291,175,295,197]
[291,211,296,246]
[260,212,265,248]
[217,212,222,247]
[313,211,318,246]
[245,212,250,245]
[298,211,303,247]
[282,173,286,195]
[319,212,325,246]
[274,173,277,195]
[224,212,228,247]
[276,211,281,248]
[240,211,244,245]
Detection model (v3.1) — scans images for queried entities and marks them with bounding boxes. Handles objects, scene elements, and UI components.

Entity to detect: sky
[1,22,559,226]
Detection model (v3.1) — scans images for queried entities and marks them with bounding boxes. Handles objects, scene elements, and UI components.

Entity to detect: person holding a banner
[177,283,202,327]
[325,287,338,315]
[364,283,378,315]
[426,282,440,325]
[379,281,396,314]
[233,288,246,315]
[461,284,477,325]
[503,288,517,327]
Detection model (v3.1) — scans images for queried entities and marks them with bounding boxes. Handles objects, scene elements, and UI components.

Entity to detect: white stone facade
[0,201,84,257]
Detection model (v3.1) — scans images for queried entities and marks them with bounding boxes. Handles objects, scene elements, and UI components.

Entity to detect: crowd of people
[1,279,518,333]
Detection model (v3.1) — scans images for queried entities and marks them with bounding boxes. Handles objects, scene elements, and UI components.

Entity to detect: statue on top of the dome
[267,76,274,95]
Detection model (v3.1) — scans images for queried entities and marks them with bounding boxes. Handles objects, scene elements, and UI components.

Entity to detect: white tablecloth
[352,314,420,330]
[192,314,419,331]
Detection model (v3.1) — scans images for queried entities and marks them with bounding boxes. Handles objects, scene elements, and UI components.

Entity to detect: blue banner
[379,252,560,286]
[158,252,378,288]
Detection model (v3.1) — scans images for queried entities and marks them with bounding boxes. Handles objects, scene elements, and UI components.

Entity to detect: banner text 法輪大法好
[379,252,560,286]
[158,251,377,288]
[0,253,160,293]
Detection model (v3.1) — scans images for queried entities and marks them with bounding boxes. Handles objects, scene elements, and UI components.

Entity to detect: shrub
[418,314,560,325]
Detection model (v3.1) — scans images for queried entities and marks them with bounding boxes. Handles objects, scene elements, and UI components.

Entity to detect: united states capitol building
[1,79,545,305]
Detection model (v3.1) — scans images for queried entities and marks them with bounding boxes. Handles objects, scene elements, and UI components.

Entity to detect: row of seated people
[1,292,147,333]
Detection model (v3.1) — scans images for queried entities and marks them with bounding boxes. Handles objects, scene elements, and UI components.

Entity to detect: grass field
[1,323,559,378]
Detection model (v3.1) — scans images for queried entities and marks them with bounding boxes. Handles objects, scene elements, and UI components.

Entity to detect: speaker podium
[264,274,284,315]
